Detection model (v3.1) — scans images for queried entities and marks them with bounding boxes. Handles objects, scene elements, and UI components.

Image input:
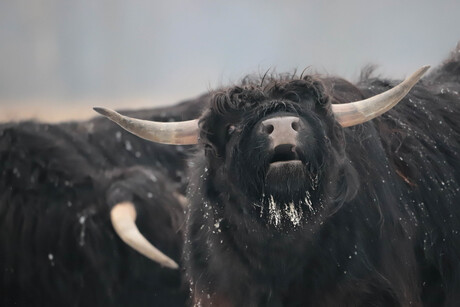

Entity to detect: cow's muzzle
[257,115,304,167]
[259,116,300,150]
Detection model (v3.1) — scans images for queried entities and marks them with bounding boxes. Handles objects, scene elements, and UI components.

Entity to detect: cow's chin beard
[264,160,315,202]
[257,161,322,230]
[264,161,309,198]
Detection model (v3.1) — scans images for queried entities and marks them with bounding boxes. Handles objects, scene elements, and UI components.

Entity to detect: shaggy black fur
[184,45,460,306]
[0,95,208,306]
[2,45,460,306]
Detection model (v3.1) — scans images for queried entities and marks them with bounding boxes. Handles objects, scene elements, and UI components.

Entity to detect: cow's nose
[259,116,300,148]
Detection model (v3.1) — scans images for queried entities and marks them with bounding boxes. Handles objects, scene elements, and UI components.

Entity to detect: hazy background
[1,0,459,122]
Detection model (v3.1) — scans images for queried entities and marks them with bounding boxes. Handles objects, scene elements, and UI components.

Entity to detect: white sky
[1,0,459,122]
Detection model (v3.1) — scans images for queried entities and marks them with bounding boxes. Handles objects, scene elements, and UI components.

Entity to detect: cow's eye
[227,125,237,136]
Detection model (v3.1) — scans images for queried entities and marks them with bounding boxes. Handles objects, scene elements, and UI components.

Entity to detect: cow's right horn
[331,65,430,127]
[110,202,179,269]
[93,107,199,145]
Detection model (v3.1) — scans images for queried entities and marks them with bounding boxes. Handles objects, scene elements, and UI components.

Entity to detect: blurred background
[1,0,459,123]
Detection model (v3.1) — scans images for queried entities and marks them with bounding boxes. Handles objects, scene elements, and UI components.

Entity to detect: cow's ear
[199,111,228,158]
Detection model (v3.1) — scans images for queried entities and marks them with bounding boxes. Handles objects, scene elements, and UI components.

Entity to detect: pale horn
[93,107,199,145]
[331,65,430,127]
[110,202,179,269]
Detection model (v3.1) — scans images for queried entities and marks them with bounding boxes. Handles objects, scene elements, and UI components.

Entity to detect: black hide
[184,46,460,306]
[0,95,208,306]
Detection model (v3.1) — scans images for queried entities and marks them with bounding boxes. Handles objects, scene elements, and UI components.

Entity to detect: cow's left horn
[93,107,199,145]
[110,202,179,269]
[331,65,430,127]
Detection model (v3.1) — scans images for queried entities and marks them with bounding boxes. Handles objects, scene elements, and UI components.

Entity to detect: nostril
[264,124,274,134]
[291,121,299,131]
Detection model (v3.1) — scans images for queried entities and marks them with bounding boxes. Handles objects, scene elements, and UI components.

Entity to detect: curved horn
[110,202,179,269]
[93,107,199,145]
[331,65,430,127]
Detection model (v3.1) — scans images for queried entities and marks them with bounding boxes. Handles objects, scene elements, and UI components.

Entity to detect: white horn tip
[93,107,119,119]
[164,259,180,269]
[420,65,431,73]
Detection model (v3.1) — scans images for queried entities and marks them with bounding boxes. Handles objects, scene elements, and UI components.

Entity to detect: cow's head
[197,78,340,226]
[94,65,429,260]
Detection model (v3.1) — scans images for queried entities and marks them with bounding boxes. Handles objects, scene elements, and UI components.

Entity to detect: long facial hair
[199,78,360,230]
[223,103,334,229]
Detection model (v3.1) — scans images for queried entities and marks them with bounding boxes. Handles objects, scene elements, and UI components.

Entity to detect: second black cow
[0,96,209,306]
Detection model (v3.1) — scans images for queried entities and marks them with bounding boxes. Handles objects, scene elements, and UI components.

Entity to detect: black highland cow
[98,44,460,306]
[0,96,208,306]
